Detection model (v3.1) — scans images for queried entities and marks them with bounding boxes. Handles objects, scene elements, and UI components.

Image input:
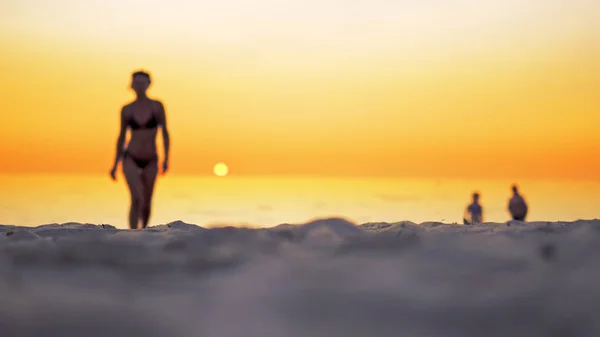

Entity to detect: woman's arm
[112,106,128,169]
[157,101,170,173]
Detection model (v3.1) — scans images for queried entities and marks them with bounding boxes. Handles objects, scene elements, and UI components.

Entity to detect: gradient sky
[1,0,599,179]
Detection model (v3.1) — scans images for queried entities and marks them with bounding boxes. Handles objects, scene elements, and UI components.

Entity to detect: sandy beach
[1,218,600,337]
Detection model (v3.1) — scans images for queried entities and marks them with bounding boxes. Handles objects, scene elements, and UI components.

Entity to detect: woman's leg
[140,161,159,229]
[122,157,145,229]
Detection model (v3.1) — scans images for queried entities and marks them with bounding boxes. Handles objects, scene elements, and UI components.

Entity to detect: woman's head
[131,70,151,96]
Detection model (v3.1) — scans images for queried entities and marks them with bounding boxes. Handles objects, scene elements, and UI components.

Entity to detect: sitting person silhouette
[463,192,483,225]
[508,184,528,221]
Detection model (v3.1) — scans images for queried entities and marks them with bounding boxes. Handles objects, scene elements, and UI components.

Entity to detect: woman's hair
[132,70,151,82]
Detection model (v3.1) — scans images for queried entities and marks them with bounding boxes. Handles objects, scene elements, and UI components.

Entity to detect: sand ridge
[0,218,599,337]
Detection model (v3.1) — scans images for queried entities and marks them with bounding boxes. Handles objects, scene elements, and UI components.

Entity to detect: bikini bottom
[124,151,158,169]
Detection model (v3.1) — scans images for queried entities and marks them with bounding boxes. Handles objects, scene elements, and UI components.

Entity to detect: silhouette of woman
[110,70,170,229]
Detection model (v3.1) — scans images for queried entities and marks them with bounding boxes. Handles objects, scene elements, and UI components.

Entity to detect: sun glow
[213,162,229,177]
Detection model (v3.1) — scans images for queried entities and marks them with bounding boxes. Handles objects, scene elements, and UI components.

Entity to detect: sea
[1,174,598,229]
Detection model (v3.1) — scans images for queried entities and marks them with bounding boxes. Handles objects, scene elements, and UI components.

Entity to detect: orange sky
[1,0,599,179]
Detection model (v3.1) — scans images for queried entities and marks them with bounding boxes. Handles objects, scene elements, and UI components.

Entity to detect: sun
[213,162,229,177]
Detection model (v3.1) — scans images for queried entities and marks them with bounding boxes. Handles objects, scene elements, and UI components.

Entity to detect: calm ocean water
[0,174,598,229]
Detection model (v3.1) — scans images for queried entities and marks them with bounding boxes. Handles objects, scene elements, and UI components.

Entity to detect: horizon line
[0,172,598,183]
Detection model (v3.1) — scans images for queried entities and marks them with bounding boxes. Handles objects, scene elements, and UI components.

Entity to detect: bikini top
[128,108,159,130]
